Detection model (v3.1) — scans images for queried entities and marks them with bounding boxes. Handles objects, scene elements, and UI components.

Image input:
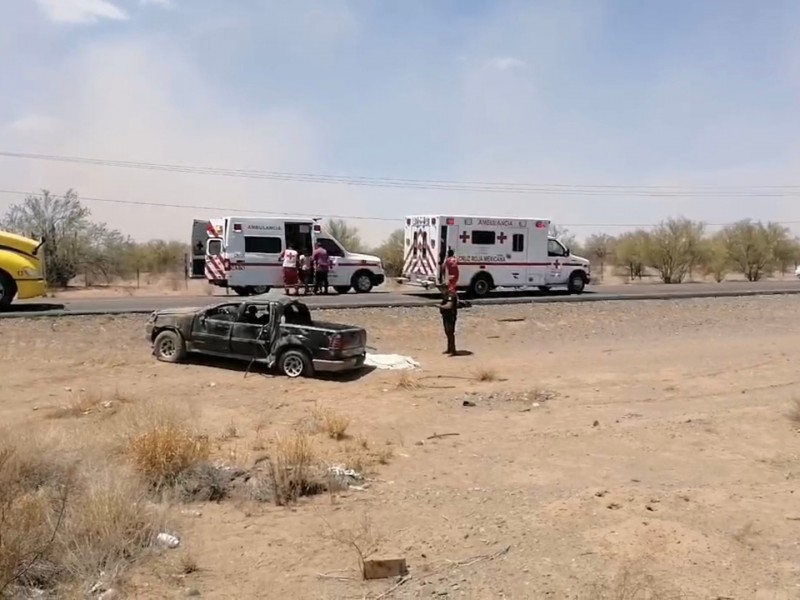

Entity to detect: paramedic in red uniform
[279,244,299,296]
[444,247,459,290]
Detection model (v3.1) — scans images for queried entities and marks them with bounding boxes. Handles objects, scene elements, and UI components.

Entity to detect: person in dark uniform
[438,282,459,355]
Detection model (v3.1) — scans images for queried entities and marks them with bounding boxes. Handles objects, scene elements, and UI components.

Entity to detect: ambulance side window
[512,234,524,253]
[207,239,222,256]
[317,238,344,257]
[548,239,567,257]
[245,236,282,254]
[471,230,495,245]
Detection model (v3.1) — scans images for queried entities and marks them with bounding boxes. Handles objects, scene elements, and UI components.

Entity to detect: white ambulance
[190,217,385,295]
[400,215,591,297]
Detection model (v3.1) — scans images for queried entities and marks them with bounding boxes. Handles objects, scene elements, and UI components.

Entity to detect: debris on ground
[458,389,558,410]
[363,557,408,580]
[364,354,420,370]
[328,464,365,489]
[155,532,181,549]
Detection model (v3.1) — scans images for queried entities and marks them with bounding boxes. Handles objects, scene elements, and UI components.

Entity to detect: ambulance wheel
[334,286,351,295]
[278,348,313,378]
[249,285,270,295]
[468,273,493,298]
[232,286,249,296]
[567,272,586,294]
[352,271,374,294]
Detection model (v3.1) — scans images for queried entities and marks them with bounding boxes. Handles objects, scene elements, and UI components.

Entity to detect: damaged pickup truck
[145,297,367,378]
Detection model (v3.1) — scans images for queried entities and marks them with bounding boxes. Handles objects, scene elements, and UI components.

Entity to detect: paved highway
[3,280,800,318]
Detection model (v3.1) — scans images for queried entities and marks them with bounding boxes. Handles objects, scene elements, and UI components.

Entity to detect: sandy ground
[2,297,800,599]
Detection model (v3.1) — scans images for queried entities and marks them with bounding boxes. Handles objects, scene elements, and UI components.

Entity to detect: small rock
[607,503,622,510]
[32,406,39,411]
[592,420,600,427]
[595,490,608,498]
[64,386,72,392]
[532,402,541,408]
[99,590,119,600]
[415,440,424,446]
[102,401,113,409]
[186,589,201,597]
[463,400,476,407]
[209,382,216,388]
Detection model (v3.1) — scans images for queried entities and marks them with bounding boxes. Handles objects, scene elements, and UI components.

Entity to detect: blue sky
[1,0,799,244]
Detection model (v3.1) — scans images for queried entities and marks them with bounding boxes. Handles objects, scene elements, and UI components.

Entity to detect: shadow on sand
[171,353,378,382]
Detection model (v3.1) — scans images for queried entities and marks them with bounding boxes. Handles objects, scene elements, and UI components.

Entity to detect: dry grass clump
[395,372,421,390]
[339,436,394,474]
[262,431,325,506]
[474,367,499,382]
[128,424,211,490]
[312,405,351,441]
[46,389,134,420]
[0,429,160,597]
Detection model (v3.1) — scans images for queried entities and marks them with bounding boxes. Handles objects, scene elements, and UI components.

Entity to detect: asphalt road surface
[3,280,800,319]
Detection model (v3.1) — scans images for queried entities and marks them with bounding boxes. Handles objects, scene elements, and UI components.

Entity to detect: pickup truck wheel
[153,330,187,363]
[334,286,351,295]
[0,272,16,310]
[567,271,586,294]
[279,349,312,378]
[352,271,373,294]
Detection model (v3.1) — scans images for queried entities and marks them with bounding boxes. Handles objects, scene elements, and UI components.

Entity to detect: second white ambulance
[401,214,591,297]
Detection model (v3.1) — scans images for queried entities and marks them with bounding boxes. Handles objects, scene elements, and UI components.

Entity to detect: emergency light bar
[446,217,455,225]
[535,221,547,228]
[233,223,242,232]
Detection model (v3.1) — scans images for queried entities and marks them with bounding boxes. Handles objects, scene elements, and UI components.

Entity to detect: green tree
[372,229,405,277]
[721,220,789,281]
[701,233,730,283]
[325,219,365,252]
[583,233,615,281]
[615,230,649,280]
[644,217,706,284]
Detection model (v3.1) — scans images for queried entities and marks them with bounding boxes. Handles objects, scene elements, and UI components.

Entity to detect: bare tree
[325,219,365,252]
[583,234,615,281]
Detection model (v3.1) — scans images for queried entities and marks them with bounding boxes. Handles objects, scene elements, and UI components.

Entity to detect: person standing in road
[438,281,459,355]
[312,240,330,295]
[279,243,299,296]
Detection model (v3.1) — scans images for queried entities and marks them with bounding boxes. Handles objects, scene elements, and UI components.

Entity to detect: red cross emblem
[553,259,561,269]
[497,232,507,244]
[459,231,470,243]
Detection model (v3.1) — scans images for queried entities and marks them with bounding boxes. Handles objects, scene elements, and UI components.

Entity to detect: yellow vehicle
[0,230,46,309]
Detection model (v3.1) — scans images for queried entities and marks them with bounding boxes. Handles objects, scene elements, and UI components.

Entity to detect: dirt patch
[1,296,799,597]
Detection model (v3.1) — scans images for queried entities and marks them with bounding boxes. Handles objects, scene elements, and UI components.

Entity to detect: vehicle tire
[232,286,249,296]
[538,286,551,293]
[0,271,16,310]
[334,286,351,295]
[468,273,492,298]
[153,330,187,363]
[352,271,373,294]
[278,348,312,378]
[567,271,586,294]
[248,285,270,295]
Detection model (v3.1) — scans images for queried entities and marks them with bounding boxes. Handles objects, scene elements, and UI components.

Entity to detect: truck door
[230,303,271,357]
[545,238,570,285]
[191,220,210,278]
